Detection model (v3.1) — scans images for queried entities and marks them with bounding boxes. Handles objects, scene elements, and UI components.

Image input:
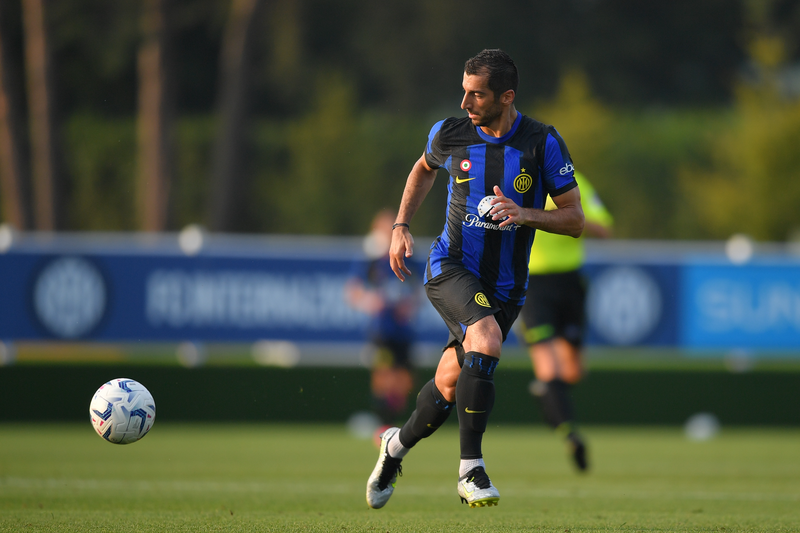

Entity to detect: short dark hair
[464,49,519,98]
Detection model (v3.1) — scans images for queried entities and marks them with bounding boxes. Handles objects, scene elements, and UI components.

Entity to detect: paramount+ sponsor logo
[463,214,517,232]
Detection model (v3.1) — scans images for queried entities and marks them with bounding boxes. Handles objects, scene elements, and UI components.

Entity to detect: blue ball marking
[93,401,113,421]
[129,408,149,433]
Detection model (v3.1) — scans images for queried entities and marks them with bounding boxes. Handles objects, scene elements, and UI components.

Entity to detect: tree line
[0,0,799,240]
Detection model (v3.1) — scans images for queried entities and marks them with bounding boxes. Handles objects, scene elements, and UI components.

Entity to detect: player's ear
[501,89,515,106]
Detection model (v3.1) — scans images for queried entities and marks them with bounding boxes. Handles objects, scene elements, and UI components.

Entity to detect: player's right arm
[390,154,437,281]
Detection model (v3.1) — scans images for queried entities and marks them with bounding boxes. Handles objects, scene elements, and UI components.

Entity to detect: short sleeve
[541,130,577,197]
[424,120,447,169]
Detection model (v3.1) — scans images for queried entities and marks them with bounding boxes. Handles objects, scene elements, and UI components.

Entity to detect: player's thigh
[531,341,558,381]
[531,338,583,383]
[425,266,500,347]
[553,337,584,384]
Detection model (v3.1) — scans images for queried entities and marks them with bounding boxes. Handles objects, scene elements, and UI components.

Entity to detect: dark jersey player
[366,49,585,510]
[345,209,419,428]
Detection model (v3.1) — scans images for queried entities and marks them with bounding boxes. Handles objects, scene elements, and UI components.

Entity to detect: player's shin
[456,352,498,459]
[397,379,454,450]
[534,379,574,429]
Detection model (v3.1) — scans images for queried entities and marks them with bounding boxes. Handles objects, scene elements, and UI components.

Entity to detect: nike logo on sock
[464,407,486,414]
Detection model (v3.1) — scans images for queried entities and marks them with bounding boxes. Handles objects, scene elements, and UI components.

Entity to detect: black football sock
[535,379,575,431]
[456,352,499,459]
[397,379,454,449]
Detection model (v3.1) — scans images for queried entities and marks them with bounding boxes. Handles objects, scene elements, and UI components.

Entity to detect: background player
[345,209,419,431]
[519,171,613,471]
[366,49,585,510]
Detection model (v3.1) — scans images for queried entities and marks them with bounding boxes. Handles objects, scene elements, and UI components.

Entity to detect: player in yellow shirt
[518,172,612,471]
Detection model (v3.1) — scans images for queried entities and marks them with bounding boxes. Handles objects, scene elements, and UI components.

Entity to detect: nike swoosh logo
[455,177,475,184]
[426,424,439,429]
[464,408,486,414]
[461,481,475,496]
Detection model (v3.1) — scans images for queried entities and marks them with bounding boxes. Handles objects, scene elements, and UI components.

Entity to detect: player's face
[461,71,503,128]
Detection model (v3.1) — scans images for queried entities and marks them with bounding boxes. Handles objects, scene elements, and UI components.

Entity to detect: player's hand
[490,185,523,227]
[389,227,414,281]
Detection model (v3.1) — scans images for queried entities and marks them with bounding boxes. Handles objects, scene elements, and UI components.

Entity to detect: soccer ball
[477,195,498,218]
[89,378,156,444]
[478,195,507,220]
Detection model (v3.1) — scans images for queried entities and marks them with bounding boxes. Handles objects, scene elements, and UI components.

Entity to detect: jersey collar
[475,112,522,144]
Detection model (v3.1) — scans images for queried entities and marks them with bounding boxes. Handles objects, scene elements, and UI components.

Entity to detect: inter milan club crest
[460,159,472,172]
[514,170,532,193]
[474,292,491,307]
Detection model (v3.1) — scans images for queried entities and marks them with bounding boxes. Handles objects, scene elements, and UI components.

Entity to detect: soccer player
[345,208,419,428]
[366,49,585,509]
[519,172,613,472]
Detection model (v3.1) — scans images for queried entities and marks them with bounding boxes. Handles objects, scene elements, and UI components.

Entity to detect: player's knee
[561,366,583,385]
[465,317,503,357]
[461,351,499,380]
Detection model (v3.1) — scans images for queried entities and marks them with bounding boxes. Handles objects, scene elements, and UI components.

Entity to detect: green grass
[1,424,799,532]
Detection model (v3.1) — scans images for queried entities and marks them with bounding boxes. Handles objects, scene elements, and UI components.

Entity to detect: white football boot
[457,466,500,508]
[366,427,403,509]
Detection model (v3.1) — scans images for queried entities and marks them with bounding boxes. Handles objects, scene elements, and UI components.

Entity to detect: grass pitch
[1,423,798,532]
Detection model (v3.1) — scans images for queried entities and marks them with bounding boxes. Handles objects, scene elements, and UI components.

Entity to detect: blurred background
[0,0,799,428]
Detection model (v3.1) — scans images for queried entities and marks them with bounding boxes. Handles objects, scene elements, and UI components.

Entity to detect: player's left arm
[490,185,584,237]
[489,130,585,236]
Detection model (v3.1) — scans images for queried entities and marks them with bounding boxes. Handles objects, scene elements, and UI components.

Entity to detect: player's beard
[469,99,503,127]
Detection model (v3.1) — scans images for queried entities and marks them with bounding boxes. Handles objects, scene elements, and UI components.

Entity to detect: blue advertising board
[0,248,448,344]
[583,263,680,347]
[681,261,800,350]
[1,235,799,353]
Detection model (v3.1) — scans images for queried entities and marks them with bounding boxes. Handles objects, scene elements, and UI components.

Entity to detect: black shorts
[518,270,587,348]
[425,265,522,353]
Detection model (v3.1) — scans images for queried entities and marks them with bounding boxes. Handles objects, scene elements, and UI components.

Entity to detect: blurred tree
[254,72,428,236]
[136,0,175,231]
[575,0,745,106]
[22,0,65,230]
[49,0,139,116]
[679,30,800,241]
[208,0,267,232]
[530,70,615,188]
[0,0,31,229]
[533,69,726,239]
[64,114,136,230]
[4,0,794,237]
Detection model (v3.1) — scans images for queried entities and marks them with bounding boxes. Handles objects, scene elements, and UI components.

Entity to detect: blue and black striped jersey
[423,113,577,304]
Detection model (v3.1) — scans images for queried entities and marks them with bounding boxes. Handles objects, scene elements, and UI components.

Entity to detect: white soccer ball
[89,378,156,444]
